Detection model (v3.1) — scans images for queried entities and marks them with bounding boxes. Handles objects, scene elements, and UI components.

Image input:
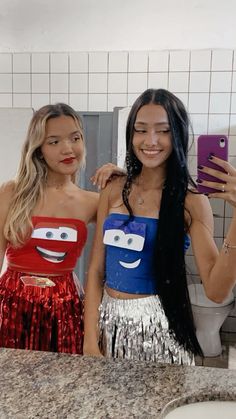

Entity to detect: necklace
[137,195,145,205]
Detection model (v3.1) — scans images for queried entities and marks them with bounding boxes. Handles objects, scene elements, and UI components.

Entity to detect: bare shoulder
[80,189,99,203]
[0,180,15,205]
[0,180,15,195]
[185,190,214,234]
[106,175,126,203]
[185,190,212,217]
[0,180,16,221]
[76,188,99,223]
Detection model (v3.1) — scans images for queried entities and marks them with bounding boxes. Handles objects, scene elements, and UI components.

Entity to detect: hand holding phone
[197,135,228,194]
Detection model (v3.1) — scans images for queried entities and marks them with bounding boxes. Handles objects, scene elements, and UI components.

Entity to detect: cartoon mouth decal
[119,259,141,269]
[36,246,67,263]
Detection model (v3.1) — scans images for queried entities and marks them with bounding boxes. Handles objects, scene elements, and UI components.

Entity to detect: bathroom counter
[0,348,235,418]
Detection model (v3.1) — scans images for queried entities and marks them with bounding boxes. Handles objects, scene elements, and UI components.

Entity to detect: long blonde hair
[4,103,85,247]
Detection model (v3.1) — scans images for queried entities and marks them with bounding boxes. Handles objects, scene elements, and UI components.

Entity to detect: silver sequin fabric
[99,290,194,365]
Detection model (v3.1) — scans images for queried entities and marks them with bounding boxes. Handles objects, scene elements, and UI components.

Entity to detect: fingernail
[208,153,214,160]
[198,165,204,169]
[196,179,202,183]
[204,193,209,197]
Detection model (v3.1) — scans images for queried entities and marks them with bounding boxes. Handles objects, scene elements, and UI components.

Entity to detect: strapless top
[103,213,190,294]
[6,216,87,275]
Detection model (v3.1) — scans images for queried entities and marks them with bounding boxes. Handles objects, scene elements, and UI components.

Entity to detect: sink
[163,401,236,418]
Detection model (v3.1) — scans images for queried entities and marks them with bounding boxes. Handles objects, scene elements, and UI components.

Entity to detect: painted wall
[1,0,236,52]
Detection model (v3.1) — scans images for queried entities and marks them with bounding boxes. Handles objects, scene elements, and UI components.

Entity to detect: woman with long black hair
[84,89,236,364]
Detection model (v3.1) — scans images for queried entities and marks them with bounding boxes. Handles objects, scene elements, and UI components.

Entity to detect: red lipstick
[60,157,76,164]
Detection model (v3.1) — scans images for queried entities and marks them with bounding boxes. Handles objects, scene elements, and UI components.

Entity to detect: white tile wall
[89,52,108,73]
[148,51,169,72]
[188,93,209,114]
[0,48,235,325]
[128,51,148,72]
[108,73,127,93]
[168,72,189,92]
[69,93,88,111]
[32,93,50,110]
[32,53,50,73]
[128,73,147,93]
[0,74,12,93]
[211,72,232,92]
[169,50,190,71]
[211,50,233,71]
[88,94,107,111]
[190,50,211,71]
[107,93,127,111]
[69,52,88,73]
[0,54,12,72]
[209,93,231,114]
[69,74,88,94]
[13,53,31,73]
[50,74,68,93]
[148,72,168,89]
[108,52,128,73]
[32,74,49,93]
[89,73,107,94]
[13,93,31,107]
[13,74,31,93]
[189,72,210,93]
[50,53,68,73]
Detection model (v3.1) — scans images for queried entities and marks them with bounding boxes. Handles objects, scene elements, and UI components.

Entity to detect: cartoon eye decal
[32,227,77,242]
[103,229,145,251]
[60,232,68,240]
[46,231,54,238]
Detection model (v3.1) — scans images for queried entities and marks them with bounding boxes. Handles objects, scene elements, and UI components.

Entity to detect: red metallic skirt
[0,267,84,354]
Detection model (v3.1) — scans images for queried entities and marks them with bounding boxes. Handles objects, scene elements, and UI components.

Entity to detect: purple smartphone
[197,135,228,194]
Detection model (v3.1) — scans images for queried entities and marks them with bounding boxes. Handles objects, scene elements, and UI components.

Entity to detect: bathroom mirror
[0,104,235,369]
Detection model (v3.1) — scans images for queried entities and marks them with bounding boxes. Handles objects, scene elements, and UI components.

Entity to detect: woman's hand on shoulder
[91,163,126,190]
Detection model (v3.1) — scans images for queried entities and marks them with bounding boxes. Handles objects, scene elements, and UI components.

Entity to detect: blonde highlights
[4,103,85,247]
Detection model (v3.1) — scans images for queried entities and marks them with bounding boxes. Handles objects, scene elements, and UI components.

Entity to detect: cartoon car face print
[31,225,78,263]
[103,219,146,270]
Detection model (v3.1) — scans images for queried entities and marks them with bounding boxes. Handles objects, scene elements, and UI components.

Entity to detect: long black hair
[122,88,203,356]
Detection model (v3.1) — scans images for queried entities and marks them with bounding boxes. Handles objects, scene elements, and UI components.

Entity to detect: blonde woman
[0,103,122,354]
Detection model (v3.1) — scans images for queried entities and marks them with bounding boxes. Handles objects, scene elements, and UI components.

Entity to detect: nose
[144,130,158,146]
[61,139,73,154]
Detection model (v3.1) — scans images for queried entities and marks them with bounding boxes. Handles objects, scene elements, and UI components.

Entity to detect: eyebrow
[134,121,170,126]
[45,130,81,140]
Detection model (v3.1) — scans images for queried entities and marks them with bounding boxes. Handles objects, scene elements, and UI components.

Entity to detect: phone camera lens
[220,138,225,143]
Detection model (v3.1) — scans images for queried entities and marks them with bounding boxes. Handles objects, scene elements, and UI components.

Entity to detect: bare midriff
[105,285,152,299]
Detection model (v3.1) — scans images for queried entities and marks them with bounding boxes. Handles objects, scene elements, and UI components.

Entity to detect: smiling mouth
[141,149,161,155]
[36,246,67,263]
[119,259,141,269]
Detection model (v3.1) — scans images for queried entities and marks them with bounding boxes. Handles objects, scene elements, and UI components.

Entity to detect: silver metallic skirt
[99,290,194,365]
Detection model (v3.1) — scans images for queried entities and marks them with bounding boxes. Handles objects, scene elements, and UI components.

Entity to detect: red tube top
[6,216,87,275]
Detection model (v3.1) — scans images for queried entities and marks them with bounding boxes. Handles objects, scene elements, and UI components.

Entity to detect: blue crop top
[103,213,190,295]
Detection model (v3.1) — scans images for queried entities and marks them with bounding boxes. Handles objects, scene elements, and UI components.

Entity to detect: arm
[187,192,236,303]
[83,183,111,356]
[0,182,14,274]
